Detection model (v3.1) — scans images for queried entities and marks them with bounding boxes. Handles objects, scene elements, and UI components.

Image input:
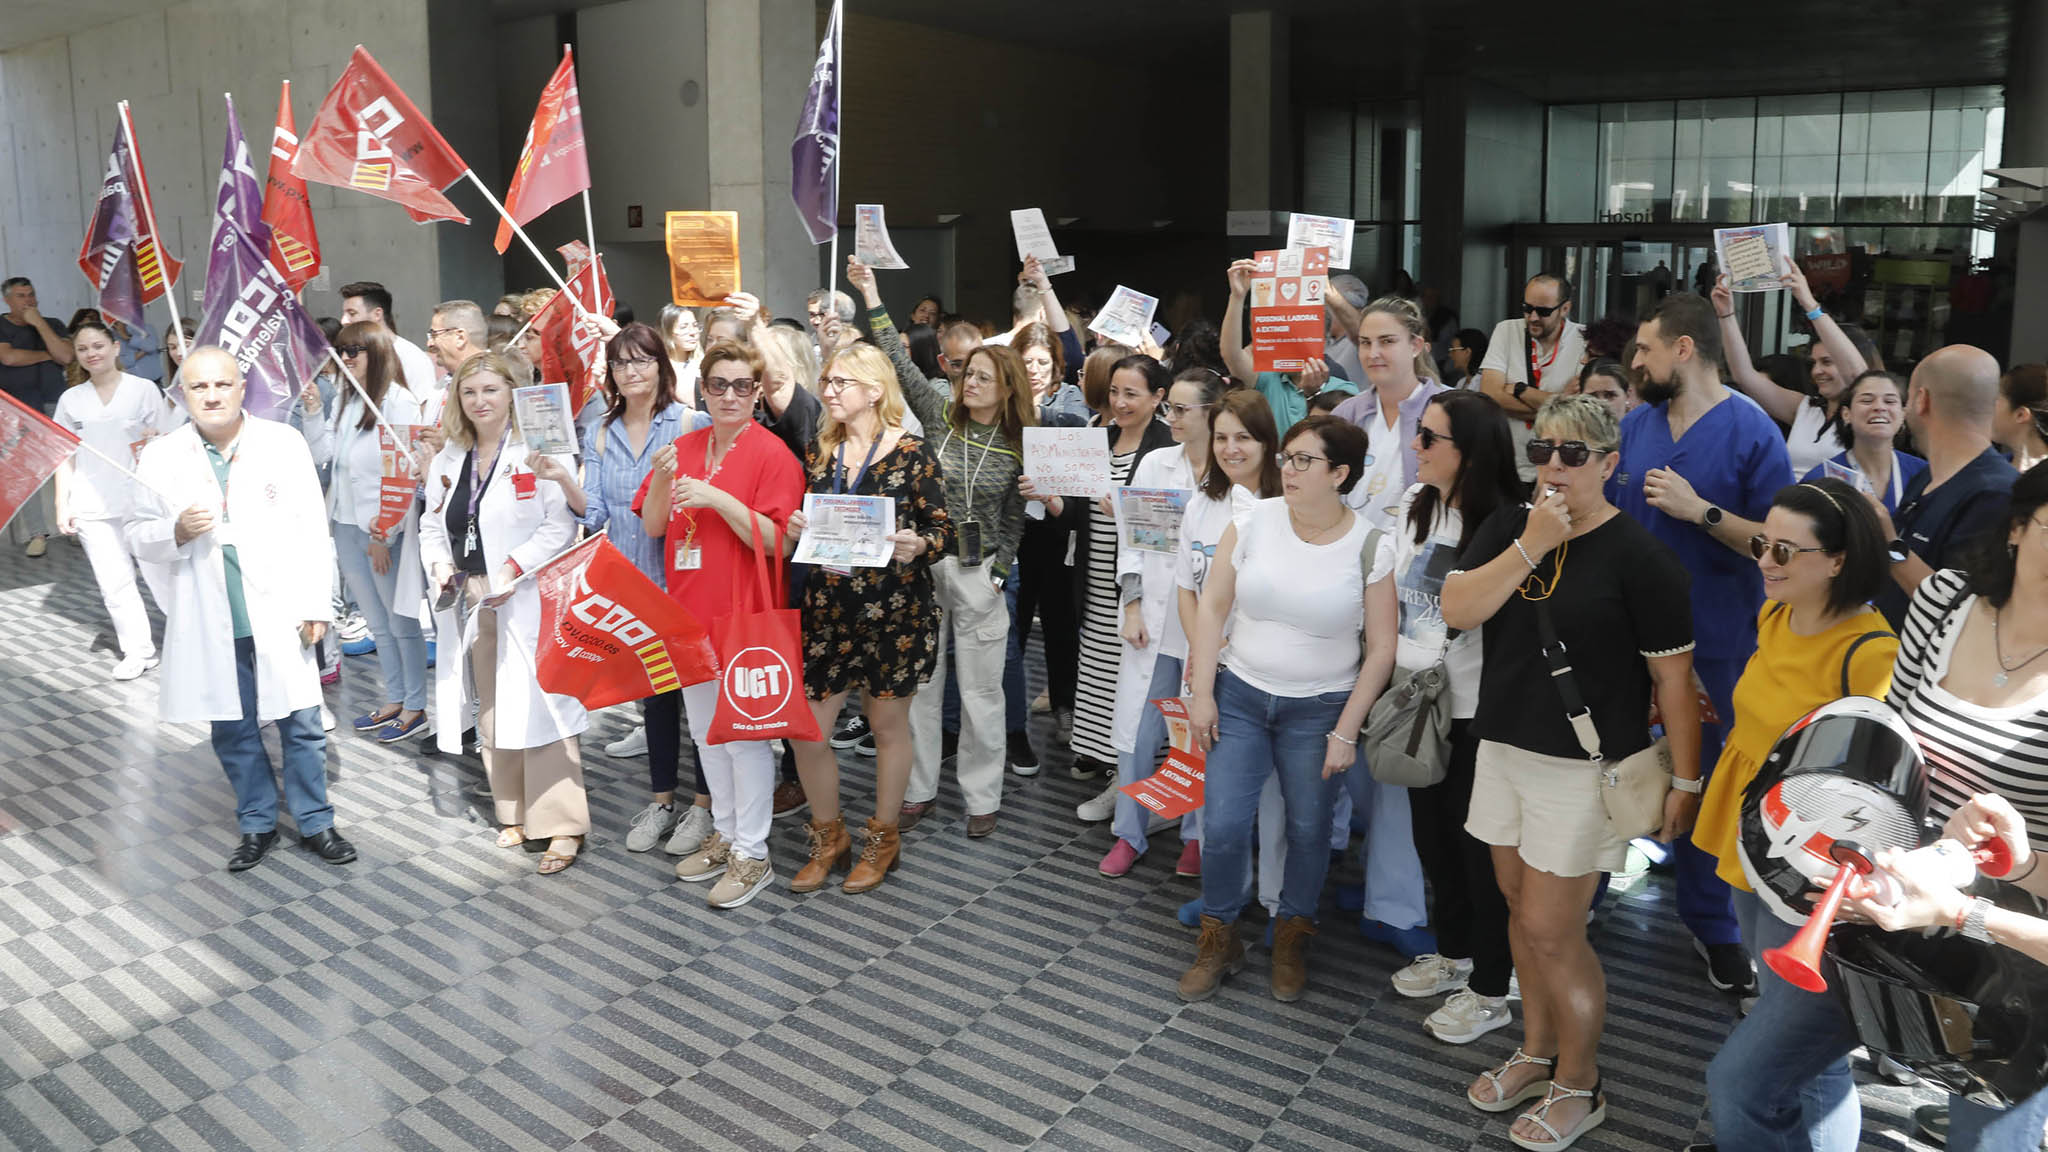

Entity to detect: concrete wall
[0,0,445,343]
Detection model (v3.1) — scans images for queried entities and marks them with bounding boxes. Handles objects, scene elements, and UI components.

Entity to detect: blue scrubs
[1799,449,1928,518]
[1609,392,1790,949]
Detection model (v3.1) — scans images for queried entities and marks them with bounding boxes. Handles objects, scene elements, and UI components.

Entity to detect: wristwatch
[1671,776,1704,794]
[1512,381,1530,402]
[1700,505,1723,528]
[1887,537,1911,565]
[1961,896,1994,942]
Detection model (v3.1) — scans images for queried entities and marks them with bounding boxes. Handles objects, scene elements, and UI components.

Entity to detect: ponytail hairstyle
[2000,364,2048,447]
[1359,295,1439,385]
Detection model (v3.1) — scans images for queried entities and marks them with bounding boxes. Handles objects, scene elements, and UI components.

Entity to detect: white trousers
[682,679,775,860]
[908,557,1009,816]
[77,517,155,661]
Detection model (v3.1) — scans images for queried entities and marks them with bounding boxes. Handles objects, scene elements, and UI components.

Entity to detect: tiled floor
[0,535,1946,1151]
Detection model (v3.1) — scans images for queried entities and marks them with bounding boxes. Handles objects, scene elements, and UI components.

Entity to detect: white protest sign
[1010,208,1074,276]
[1714,223,1791,293]
[853,204,908,270]
[1286,212,1355,270]
[1022,426,1113,498]
[1088,285,1160,349]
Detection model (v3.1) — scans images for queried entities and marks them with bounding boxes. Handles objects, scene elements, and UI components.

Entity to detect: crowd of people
[8,238,2048,1150]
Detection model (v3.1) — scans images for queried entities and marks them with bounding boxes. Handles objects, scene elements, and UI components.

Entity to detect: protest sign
[373,422,418,537]
[1010,208,1074,276]
[1022,426,1113,498]
[1714,223,1791,293]
[1088,285,1159,349]
[1286,211,1354,270]
[666,211,740,305]
[1118,488,1190,555]
[792,493,895,568]
[853,204,908,269]
[1120,748,1205,821]
[1153,695,1199,756]
[514,382,578,456]
[1249,246,1331,373]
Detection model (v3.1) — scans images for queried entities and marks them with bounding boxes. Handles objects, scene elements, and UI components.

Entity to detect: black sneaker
[1071,755,1110,781]
[1008,730,1039,776]
[830,714,870,749]
[855,730,877,758]
[1695,939,1758,995]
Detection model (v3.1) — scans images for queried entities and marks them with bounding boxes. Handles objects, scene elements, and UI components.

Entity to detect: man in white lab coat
[127,347,356,872]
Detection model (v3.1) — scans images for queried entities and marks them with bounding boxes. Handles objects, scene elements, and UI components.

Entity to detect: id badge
[958,519,984,568]
[675,543,703,571]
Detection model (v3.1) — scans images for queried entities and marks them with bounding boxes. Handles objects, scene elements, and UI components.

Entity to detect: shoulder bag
[1351,524,1454,789]
[1530,589,1671,840]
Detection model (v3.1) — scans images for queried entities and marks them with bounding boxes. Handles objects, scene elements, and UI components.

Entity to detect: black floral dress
[800,434,954,699]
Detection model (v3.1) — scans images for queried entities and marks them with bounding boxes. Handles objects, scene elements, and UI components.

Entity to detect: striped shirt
[1890,568,2048,843]
[578,403,709,583]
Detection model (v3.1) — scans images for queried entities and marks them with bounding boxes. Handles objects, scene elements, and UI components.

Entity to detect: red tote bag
[706,517,821,745]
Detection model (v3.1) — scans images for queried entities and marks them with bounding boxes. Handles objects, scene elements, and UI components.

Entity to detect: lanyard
[834,434,882,495]
[466,429,508,523]
[1527,328,1563,388]
[210,436,241,522]
[940,422,998,519]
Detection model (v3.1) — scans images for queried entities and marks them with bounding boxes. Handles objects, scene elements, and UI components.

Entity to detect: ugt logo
[721,647,793,722]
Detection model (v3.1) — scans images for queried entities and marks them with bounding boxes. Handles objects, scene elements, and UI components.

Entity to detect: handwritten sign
[853,204,908,270]
[1250,246,1330,373]
[1287,212,1355,270]
[1087,285,1159,349]
[1714,223,1790,293]
[1022,426,1112,498]
[1010,208,1074,277]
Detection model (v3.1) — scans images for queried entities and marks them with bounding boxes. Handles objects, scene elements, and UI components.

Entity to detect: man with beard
[1479,273,1587,483]
[1609,291,1788,999]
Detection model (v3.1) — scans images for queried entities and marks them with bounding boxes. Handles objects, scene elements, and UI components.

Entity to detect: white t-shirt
[393,335,440,395]
[1173,484,1258,658]
[1224,497,1397,697]
[52,373,171,520]
[1785,402,1838,484]
[1479,317,1587,481]
[1390,485,1483,719]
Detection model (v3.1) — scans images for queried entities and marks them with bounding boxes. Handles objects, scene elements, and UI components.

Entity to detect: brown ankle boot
[841,818,900,894]
[789,817,850,893]
[1270,915,1316,1002]
[1177,915,1245,1002]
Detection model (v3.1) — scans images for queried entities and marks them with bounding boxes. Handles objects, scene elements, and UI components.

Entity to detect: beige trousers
[469,578,589,838]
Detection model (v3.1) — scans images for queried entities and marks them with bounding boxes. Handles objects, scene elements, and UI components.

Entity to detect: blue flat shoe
[375,713,428,743]
[352,708,400,731]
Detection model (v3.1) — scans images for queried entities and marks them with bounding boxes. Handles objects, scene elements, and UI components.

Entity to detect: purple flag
[75,132,149,331]
[209,94,271,289]
[789,0,840,245]
[196,212,330,422]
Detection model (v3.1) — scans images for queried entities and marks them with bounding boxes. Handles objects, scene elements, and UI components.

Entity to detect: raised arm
[1781,256,1869,381]
[1022,257,1070,334]
[1220,259,1257,384]
[1712,274,1801,426]
[847,256,949,432]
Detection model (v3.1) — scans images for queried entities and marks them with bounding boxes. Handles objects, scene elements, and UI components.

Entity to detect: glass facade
[1299,100,1424,286]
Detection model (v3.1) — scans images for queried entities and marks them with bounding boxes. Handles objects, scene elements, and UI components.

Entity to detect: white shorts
[1465,739,1627,878]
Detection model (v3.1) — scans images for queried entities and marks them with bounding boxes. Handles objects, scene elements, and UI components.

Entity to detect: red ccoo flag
[535,534,718,711]
[531,254,612,410]
[292,46,470,224]
[0,391,80,537]
[262,81,323,292]
[495,48,592,254]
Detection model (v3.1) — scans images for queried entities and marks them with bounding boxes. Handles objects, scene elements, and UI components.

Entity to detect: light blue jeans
[1342,764,1428,929]
[1199,668,1346,923]
[1112,654,1201,854]
[333,521,428,712]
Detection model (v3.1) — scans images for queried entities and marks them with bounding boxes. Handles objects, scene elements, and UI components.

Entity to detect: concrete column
[1419,74,1469,315]
[707,0,816,311]
[2007,0,2048,362]
[1226,11,1291,224]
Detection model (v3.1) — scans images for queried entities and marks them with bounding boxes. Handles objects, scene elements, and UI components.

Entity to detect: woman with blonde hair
[658,303,702,407]
[750,323,824,459]
[784,343,954,893]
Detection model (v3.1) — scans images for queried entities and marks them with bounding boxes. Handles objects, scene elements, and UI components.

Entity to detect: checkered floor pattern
[0,534,1947,1150]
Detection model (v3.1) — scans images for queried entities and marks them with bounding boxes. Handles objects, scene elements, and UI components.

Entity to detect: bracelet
[1806,306,1825,322]
[1955,899,1971,932]
[2015,852,2041,882]
[1326,730,1357,746]
[1513,539,1540,571]
[1670,776,1704,794]
[505,557,523,578]
[1717,312,1735,320]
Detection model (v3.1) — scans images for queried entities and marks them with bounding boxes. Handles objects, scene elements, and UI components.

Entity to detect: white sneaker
[707,854,774,908]
[1424,990,1513,1044]
[1392,954,1473,998]
[1508,970,1521,1000]
[1076,780,1119,822]
[625,802,681,852]
[320,705,336,732]
[111,654,159,681]
[337,612,371,642]
[664,804,715,855]
[605,726,648,758]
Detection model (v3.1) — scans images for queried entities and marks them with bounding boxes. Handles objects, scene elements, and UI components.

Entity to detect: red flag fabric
[557,240,614,316]
[535,535,718,711]
[0,390,80,536]
[262,81,323,292]
[495,49,592,254]
[371,423,418,537]
[529,256,611,410]
[292,46,470,224]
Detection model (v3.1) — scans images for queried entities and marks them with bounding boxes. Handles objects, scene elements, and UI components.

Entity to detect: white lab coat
[126,420,334,723]
[1109,443,1199,753]
[306,381,441,621]
[418,439,587,753]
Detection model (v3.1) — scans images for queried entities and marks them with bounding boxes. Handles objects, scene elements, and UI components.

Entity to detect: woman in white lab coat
[308,322,437,742]
[52,321,173,680]
[419,351,590,875]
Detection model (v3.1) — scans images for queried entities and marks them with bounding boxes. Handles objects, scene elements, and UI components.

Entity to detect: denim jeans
[1112,654,1201,855]
[1951,1082,2048,1151]
[332,522,428,712]
[1199,667,1346,923]
[211,637,333,835]
[1705,888,1860,1152]
[1341,761,1427,929]
[1675,655,1744,947]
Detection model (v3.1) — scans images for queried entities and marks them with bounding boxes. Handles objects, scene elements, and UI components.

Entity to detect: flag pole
[118,101,188,360]
[826,0,843,294]
[581,191,602,316]
[324,347,414,462]
[462,169,593,324]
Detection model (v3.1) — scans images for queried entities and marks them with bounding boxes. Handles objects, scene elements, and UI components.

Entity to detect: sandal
[538,835,584,875]
[496,825,528,848]
[1509,1077,1606,1151]
[1468,1048,1555,1113]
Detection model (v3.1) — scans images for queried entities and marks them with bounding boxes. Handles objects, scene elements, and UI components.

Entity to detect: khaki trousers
[469,577,589,838]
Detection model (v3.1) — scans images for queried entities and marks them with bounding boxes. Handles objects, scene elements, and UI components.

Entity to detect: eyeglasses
[610,356,660,373]
[820,376,865,396]
[1520,301,1564,318]
[1749,535,1830,564]
[1416,426,1448,450]
[336,345,367,357]
[1164,401,1213,419]
[426,326,462,339]
[701,375,758,397]
[1276,450,1331,471]
[1525,438,1601,467]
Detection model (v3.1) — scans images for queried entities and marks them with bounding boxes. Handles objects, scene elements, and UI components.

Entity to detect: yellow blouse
[1696,602,1898,891]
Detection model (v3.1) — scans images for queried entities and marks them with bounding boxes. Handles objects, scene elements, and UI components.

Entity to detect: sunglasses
[1748,535,1829,564]
[1520,301,1564,317]
[701,376,758,397]
[1525,438,1600,467]
[1416,427,1448,450]
[336,345,367,357]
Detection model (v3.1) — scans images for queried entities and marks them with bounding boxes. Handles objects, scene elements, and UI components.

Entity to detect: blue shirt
[118,323,163,383]
[1799,449,1929,517]
[1252,370,1358,433]
[1609,391,1790,666]
[579,404,710,584]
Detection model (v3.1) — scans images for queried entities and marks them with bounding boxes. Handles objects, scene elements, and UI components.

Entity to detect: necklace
[1990,605,2048,687]
[1289,505,1347,544]
[1519,539,1568,600]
